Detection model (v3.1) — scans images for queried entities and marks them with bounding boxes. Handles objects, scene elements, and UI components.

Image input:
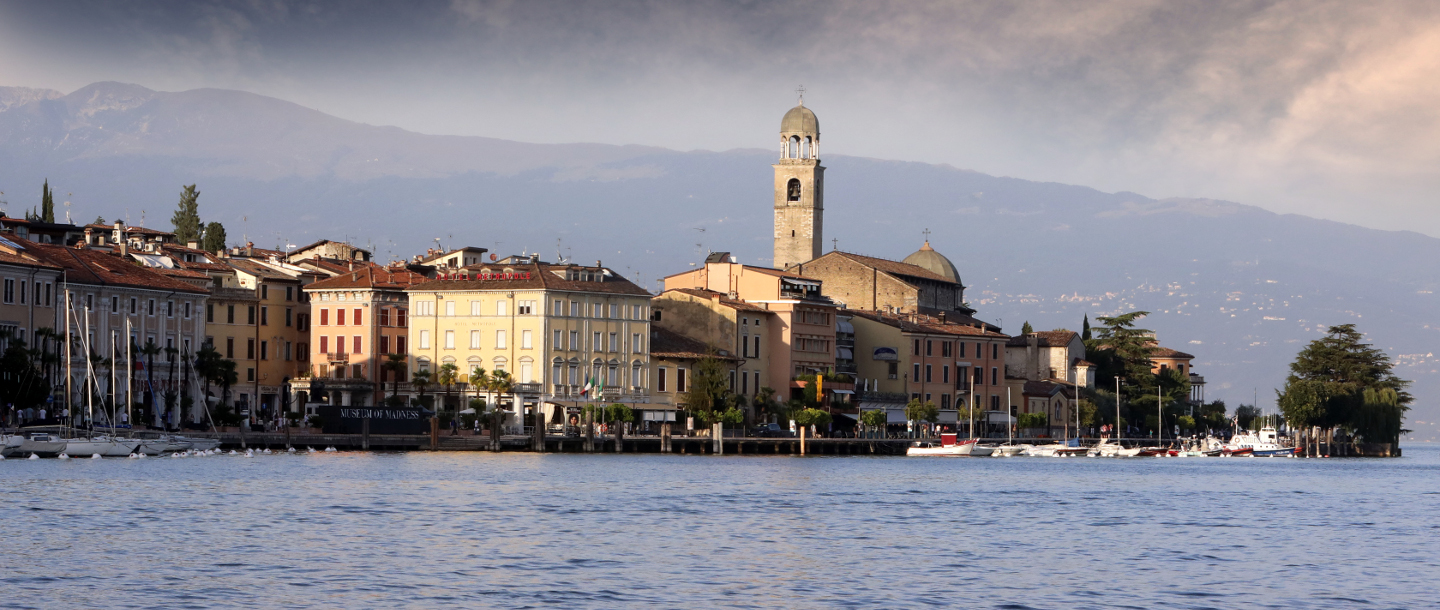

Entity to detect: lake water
[3,446,1438,609]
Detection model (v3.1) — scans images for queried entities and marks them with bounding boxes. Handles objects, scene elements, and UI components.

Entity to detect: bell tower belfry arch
[773,90,823,270]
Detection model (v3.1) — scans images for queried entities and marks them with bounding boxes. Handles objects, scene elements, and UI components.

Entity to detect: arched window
[492,356,507,373]
[789,135,800,158]
[802,136,811,158]
[787,178,801,202]
[519,356,534,384]
[416,356,431,373]
[631,360,643,388]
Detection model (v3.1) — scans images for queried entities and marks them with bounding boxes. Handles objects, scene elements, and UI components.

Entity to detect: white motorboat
[64,437,142,458]
[906,434,978,456]
[1224,426,1295,457]
[992,444,1026,457]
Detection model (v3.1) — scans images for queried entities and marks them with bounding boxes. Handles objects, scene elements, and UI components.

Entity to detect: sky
[2,0,1440,238]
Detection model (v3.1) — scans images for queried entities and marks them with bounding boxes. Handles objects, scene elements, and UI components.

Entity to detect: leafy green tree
[860,409,888,428]
[1021,321,1034,334]
[1276,324,1410,442]
[904,398,939,423]
[171,184,203,243]
[1234,404,1261,430]
[792,408,832,429]
[683,354,730,422]
[1087,311,1155,395]
[202,221,227,253]
[94,216,106,225]
[1017,412,1047,430]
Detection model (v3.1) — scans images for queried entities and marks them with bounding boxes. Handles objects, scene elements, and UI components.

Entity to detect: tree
[410,369,432,408]
[683,354,730,422]
[28,179,56,223]
[171,184,203,243]
[1021,321,1034,334]
[140,339,162,423]
[792,408,832,430]
[383,354,407,398]
[94,216,106,225]
[1276,324,1410,443]
[437,362,459,412]
[202,221,227,253]
[1081,314,1092,341]
[1234,404,1261,430]
[860,409,888,428]
[904,398,939,425]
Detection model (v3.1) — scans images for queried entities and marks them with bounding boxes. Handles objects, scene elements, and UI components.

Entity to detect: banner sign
[872,347,898,361]
[439,271,533,281]
[318,405,434,434]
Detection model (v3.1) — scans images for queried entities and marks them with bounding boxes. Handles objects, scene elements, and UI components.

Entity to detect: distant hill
[0,82,1435,437]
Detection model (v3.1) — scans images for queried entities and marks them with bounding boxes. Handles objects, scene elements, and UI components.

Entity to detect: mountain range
[1,82,1436,438]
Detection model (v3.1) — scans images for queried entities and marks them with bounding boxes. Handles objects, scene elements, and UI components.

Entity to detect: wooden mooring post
[661,422,671,453]
[361,417,370,451]
[584,411,595,453]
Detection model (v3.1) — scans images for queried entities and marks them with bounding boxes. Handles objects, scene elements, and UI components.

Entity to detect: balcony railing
[324,352,351,363]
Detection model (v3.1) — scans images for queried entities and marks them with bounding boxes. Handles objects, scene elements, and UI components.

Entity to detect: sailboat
[63,301,140,457]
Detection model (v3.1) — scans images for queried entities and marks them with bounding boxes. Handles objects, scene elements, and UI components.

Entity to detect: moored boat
[906,433,978,456]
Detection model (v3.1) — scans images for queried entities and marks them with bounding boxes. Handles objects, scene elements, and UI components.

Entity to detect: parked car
[752,423,794,438]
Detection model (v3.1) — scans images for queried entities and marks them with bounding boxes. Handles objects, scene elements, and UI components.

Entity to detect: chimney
[83,228,93,245]
[187,240,199,249]
[119,239,128,257]
[938,311,946,324]
[112,221,124,244]
[246,241,254,257]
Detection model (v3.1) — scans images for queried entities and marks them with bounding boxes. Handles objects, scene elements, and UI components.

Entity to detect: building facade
[298,263,426,409]
[773,101,824,270]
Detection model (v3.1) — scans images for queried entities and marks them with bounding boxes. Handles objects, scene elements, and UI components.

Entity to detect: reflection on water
[3,447,1438,609]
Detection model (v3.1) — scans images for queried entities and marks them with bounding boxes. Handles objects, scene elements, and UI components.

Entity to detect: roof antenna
[796,84,805,105]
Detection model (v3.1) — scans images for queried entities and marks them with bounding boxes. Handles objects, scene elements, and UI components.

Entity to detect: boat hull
[1252,447,1296,457]
[907,439,978,456]
[65,439,141,457]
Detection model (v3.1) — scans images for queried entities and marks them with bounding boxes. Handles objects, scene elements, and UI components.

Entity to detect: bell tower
[773,91,823,270]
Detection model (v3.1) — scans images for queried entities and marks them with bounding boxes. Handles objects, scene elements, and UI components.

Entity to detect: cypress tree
[171,184,203,242]
[201,221,227,253]
[1021,321,1033,334]
[1082,314,1092,341]
[40,179,54,223]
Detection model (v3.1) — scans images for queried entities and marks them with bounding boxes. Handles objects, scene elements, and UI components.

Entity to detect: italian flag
[582,375,594,396]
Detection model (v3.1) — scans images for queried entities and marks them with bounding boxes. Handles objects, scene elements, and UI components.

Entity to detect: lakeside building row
[0,98,1205,434]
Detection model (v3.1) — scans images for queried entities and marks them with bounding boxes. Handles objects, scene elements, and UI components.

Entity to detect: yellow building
[404,259,653,421]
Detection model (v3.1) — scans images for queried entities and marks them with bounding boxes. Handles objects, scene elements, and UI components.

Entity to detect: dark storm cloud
[2,0,1439,235]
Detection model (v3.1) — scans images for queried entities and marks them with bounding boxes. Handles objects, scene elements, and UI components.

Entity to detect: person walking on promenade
[450,417,458,436]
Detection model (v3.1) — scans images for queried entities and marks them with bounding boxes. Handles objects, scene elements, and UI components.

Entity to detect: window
[378,308,390,326]
[470,330,481,349]
[260,306,268,326]
[609,304,618,318]
[632,333,641,353]
[677,368,688,393]
[298,342,308,361]
[992,343,998,359]
[913,339,920,356]
[320,308,329,326]
[607,332,617,352]
[17,281,23,304]
[246,338,255,359]
[419,330,430,350]
[354,336,362,353]
[396,336,407,354]
[247,306,255,325]
[260,341,268,361]
[379,336,390,355]
[445,300,455,316]
[569,331,579,350]
[495,330,507,349]
[522,330,533,349]
[729,370,736,391]
[284,341,292,361]
[247,368,255,382]
[958,342,966,358]
[444,330,455,349]
[991,367,998,386]
[741,369,749,394]
[553,330,562,348]
[86,294,94,310]
[184,302,191,318]
[261,285,269,300]
[658,367,668,392]
[285,308,292,327]
[753,336,760,358]
[496,301,508,316]
[592,332,601,351]
[397,308,407,327]
[914,362,921,382]
[147,299,156,316]
[926,340,933,356]
[518,300,534,315]
[114,296,121,314]
[226,337,235,358]
[925,364,933,383]
[942,341,951,357]
[554,300,563,315]
[943,365,950,384]
[285,286,293,301]
[570,301,579,317]
[592,303,601,318]
[3,279,13,304]
[131,297,138,315]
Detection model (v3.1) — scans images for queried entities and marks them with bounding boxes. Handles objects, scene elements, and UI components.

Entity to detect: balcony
[324,352,351,364]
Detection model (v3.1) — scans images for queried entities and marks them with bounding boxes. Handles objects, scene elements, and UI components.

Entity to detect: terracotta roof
[305,264,428,291]
[662,264,815,282]
[1022,380,1074,397]
[84,223,173,237]
[408,263,650,296]
[848,310,1008,338]
[663,288,774,313]
[289,239,370,256]
[155,267,210,280]
[296,257,359,276]
[800,251,956,285]
[20,239,208,294]
[649,326,738,361]
[1074,358,1095,367]
[227,259,301,282]
[1006,330,1080,347]
[1152,346,1195,359]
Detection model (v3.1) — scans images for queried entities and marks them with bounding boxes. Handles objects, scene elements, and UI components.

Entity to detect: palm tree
[410,369,432,408]
[194,344,223,408]
[382,353,407,398]
[218,359,239,416]
[437,362,459,412]
[469,365,490,409]
[163,346,179,429]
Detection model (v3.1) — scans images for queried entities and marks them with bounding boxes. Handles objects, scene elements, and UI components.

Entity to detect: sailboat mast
[1006,386,1012,445]
[64,286,75,432]
[83,305,93,431]
[126,319,133,429]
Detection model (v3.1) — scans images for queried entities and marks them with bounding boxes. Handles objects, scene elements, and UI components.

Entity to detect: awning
[858,401,904,411]
[837,319,855,334]
[830,389,854,395]
[837,347,853,360]
[938,409,958,423]
[887,409,907,424]
[985,411,1016,424]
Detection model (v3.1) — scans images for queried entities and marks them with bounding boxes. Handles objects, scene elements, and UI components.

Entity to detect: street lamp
[1115,376,1125,441]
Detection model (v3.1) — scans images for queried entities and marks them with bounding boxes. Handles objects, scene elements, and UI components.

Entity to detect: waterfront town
[0,101,1407,458]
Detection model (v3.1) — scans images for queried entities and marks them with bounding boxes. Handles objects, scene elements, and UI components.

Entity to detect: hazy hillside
[1,82,1435,437]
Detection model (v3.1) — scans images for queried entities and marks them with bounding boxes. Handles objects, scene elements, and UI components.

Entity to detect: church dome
[781,104,819,134]
[903,241,961,284]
